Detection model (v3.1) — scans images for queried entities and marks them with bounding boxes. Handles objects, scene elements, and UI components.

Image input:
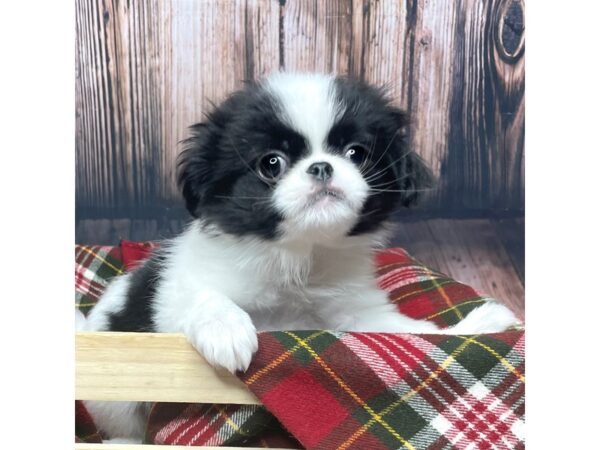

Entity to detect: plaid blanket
[75,242,524,449]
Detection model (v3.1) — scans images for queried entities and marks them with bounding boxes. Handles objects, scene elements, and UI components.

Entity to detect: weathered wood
[75,0,280,215]
[281,0,353,73]
[425,219,524,319]
[440,0,525,210]
[75,218,188,244]
[494,216,525,284]
[404,0,460,179]
[390,219,456,277]
[354,0,411,107]
[75,0,525,214]
[76,331,260,404]
[390,217,524,319]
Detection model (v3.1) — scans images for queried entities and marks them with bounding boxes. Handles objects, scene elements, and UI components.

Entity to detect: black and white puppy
[81,73,519,441]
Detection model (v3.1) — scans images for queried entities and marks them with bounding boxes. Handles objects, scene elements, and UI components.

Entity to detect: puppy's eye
[257,152,288,183]
[343,143,369,166]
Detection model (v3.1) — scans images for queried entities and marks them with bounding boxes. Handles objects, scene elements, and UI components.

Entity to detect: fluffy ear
[176,122,220,217]
[385,106,434,207]
[396,150,433,207]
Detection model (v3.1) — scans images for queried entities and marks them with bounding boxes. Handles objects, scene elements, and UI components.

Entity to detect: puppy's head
[178,73,431,243]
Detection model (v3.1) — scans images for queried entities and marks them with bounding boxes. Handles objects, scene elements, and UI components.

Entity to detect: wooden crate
[75,331,274,450]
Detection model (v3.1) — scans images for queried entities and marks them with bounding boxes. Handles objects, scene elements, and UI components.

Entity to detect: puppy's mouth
[307,187,346,206]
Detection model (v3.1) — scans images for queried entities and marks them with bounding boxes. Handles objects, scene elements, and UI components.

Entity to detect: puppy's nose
[306,162,333,182]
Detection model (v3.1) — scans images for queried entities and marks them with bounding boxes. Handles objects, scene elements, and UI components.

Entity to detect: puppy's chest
[248,283,330,331]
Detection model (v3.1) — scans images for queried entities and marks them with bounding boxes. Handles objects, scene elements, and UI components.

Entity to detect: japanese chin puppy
[81,73,519,441]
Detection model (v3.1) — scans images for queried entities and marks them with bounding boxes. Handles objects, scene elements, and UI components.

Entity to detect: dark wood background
[75,0,524,241]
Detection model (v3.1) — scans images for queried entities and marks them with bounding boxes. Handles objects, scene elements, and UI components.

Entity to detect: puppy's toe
[188,310,258,374]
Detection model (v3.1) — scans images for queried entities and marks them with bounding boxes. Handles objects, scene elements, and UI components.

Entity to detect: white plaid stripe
[75,246,122,307]
[430,349,524,449]
[211,405,260,445]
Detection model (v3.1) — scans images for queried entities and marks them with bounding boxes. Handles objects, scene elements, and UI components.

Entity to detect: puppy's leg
[323,288,441,333]
[182,291,258,373]
[323,288,519,334]
[444,301,521,334]
[83,400,149,443]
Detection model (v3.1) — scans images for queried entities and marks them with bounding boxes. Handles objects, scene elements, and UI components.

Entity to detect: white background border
[1,0,600,447]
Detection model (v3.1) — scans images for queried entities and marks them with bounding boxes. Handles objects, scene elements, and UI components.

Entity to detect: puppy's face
[178,73,431,243]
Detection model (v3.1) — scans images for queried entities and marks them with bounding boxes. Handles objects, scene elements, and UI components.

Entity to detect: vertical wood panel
[76,0,280,212]
[441,0,525,210]
[405,0,459,178]
[76,0,168,211]
[76,0,524,218]
[281,0,352,73]
[164,0,280,200]
[355,0,411,108]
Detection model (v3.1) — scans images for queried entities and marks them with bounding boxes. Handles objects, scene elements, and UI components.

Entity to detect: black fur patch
[177,83,308,239]
[108,254,165,332]
[177,76,432,240]
[330,77,432,235]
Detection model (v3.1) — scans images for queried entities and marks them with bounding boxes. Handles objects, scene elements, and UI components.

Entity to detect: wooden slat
[390,219,456,277]
[493,216,525,285]
[356,0,411,106]
[281,0,352,73]
[405,0,459,180]
[75,332,260,404]
[75,0,280,214]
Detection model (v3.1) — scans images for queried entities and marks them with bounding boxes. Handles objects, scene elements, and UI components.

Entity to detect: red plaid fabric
[75,242,524,449]
[240,331,524,450]
[145,403,300,448]
[75,400,102,444]
[75,245,124,315]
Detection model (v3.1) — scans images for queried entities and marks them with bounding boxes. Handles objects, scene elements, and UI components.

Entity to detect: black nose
[306,162,333,182]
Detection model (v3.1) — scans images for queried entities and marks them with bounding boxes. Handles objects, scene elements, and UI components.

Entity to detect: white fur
[82,72,520,441]
[273,152,370,242]
[266,73,370,241]
[264,72,341,153]
[83,400,150,442]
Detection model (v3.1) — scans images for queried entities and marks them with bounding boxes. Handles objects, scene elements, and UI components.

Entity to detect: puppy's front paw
[185,302,258,373]
[449,302,522,334]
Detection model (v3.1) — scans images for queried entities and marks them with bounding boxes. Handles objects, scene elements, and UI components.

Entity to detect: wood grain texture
[390,218,524,319]
[440,0,525,210]
[76,0,524,219]
[354,0,411,106]
[281,0,352,73]
[76,331,260,404]
[494,216,524,283]
[76,0,280,216]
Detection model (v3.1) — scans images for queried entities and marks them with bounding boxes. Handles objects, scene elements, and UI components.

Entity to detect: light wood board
[75,331,260,404]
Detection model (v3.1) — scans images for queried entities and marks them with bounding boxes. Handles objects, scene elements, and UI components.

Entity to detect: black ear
[396,150,433,207]
[176,122,220,217]
[384,106,434,207]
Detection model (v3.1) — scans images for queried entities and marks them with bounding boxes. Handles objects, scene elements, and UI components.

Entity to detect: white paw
[185,303,258,374]
[448,302,521,334]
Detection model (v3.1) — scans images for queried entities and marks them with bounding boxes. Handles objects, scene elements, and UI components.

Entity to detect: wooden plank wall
[75,0,524,221]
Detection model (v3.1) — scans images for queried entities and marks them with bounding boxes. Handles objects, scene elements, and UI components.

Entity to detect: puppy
[81,73,519,441]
